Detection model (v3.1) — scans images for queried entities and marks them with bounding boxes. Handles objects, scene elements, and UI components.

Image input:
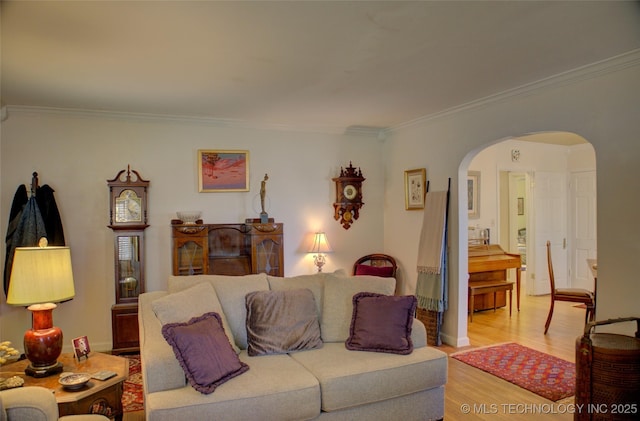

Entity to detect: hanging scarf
[415,191,448,312]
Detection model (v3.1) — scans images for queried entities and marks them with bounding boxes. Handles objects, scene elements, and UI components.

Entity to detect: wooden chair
[352,254,397,278]
[544,240,595,334]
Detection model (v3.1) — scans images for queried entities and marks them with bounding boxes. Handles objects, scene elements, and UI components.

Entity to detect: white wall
[0,109,386,352]
[384,52,640,346]
[2,54,638,352]
[468,139,581,245]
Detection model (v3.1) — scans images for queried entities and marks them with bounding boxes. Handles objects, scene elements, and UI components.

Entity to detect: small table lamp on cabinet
[309,232,333,272]
[7,243,75,377]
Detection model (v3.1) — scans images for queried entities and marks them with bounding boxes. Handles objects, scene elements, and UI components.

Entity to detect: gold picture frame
[198,150,250,192]
[404,168,426,210]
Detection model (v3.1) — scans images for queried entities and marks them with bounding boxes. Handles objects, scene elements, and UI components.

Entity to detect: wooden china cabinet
[172,218,283,277]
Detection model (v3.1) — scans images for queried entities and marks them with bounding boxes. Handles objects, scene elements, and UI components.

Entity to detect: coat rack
[31,172,39,196]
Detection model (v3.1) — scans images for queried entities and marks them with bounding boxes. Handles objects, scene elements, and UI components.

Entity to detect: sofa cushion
[144,351,321,421]
[321,275,396,342]
[168,273,270,350]
[354,264,395,277]
[151,282,239,353]
[162,312,249,395]
[245,289,322,356]
[168,273,268,294]
[290,342,448,412]
[139,291,189,393]
[267,273,325,317]
[208,273,270,349]
[346,292,417,355]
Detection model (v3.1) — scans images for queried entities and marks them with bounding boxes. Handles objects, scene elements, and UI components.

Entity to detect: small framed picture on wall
[198,150,250,192]
[468,171,480,219]
[518,197,524,215]
[404,168,426,210]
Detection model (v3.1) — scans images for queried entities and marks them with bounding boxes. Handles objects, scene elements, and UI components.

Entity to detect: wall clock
[332,162,365,230]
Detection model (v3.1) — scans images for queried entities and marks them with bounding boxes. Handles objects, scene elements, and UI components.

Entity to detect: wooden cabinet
[247,220,284,276]
[173,224,209,275]
[111,302,140,353]
[172,220,283,277]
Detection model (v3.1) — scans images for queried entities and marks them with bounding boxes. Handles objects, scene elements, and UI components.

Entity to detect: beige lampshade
[7,246,75,306]
[308,232,333,254]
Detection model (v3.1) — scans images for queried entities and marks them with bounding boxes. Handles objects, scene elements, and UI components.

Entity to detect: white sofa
[138,270,447,421]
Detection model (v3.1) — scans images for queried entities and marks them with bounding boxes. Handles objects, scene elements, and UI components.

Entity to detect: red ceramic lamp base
[24,303,64,378]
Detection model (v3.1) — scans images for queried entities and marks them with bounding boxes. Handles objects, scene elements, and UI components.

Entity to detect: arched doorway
[459,131,596,339]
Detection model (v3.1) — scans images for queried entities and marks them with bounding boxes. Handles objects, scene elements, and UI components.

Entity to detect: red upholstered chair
[544,241,595,334]
[353,254,397,278]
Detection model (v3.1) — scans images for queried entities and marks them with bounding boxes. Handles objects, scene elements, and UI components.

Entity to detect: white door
[570,171,597,290]
[508,172,529,270]
[532,172,568,295]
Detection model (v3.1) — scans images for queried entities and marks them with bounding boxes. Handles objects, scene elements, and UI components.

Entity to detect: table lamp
[308,232,333,272]
[6,243,75,377]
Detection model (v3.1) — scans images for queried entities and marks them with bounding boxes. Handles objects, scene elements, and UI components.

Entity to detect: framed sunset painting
[198,150,250,192]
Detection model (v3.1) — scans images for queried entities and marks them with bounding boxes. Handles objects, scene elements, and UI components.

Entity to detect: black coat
[3,184,65,295]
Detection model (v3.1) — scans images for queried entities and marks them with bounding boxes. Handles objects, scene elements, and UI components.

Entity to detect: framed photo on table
[467,171,480,219]
[198,150,250,192]
[404,168,426,210]
[72,336,91,360]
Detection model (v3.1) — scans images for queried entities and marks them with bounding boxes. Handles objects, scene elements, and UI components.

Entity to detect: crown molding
[4,105,384,138]
[385,49,640,135]
[6,49,639,140]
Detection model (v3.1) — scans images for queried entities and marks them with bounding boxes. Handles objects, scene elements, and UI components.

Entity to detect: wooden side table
[0,352,128,420]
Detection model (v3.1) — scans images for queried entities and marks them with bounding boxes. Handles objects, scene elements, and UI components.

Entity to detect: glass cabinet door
[177,240,205,275]
[115,233,144,303]
[254,236,282,276]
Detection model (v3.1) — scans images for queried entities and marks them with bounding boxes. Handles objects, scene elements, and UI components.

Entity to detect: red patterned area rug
[122,354,144,413]
[451,343,575,401]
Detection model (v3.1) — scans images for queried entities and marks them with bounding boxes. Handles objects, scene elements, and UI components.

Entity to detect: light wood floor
[125,278,587,421]
[440,278,588,420]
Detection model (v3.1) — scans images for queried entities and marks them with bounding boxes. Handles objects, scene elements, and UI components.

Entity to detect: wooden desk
[469,245,522,312]
[0,352,128,420]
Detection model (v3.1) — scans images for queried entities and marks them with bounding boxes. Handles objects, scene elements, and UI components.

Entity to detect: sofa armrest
[1,386,110,421]
[411,317,427,348]
[1,386,58,421]
[138,291,188,394]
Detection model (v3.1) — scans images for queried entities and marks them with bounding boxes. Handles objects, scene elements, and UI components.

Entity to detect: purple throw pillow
[162,312,249,394]
[345,292,417,355]
[354,264,394,278]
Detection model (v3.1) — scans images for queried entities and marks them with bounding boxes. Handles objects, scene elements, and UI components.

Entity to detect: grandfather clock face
[115,189,143,223]
[108,167,149,229]
[332,162,365,230]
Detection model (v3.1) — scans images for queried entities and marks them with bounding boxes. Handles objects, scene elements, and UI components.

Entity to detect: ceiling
[2,1,639,136]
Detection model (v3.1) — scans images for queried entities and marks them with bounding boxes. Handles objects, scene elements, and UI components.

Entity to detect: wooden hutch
[172,218,284,277]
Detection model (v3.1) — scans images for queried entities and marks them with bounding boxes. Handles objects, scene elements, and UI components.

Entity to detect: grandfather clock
[107,166,149,354]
